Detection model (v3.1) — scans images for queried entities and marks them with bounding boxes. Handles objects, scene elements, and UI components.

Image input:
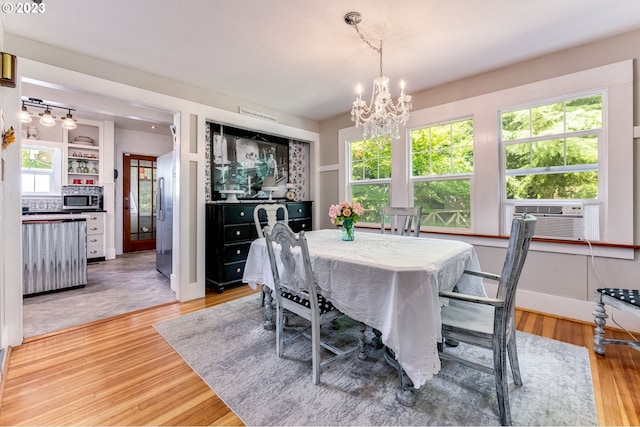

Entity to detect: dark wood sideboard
[205,201,313,293]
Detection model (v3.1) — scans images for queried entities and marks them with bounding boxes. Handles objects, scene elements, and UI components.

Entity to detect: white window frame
[339,60,633,251]
[500,91,604,202]
[409,116,474,231]
[21,141,63,196]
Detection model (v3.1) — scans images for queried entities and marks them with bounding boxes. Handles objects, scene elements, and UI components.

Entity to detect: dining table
[242,228,486,402]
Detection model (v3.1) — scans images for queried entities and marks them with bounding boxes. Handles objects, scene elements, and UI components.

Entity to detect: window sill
[355,223,638,259]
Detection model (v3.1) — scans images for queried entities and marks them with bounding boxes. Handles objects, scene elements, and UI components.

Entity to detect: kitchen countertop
[22,209,106,215]
[22,213,90,222]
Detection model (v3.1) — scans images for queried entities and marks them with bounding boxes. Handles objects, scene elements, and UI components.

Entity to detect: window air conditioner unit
[513,204,584,240]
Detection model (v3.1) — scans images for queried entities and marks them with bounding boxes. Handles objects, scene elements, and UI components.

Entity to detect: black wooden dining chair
[380,206,422,237]
[593,288,640,354]
[264,222,360,384]
[438,214,537,426]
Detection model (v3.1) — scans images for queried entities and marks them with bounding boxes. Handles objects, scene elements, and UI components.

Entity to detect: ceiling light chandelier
[345,11,412,140]
[21,98,77,130]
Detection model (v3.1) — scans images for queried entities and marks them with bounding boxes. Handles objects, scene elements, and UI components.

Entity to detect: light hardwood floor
[0,284,638,426]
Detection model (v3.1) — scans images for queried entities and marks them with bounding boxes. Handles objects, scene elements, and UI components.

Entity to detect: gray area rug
[154,295,597,426]
[24,251,175,337]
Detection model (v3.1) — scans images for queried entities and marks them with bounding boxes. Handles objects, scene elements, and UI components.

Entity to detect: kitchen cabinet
[205,201,313,293]
[85,212,106,261]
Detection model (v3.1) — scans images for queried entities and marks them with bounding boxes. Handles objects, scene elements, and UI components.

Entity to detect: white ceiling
[4,0,640,128]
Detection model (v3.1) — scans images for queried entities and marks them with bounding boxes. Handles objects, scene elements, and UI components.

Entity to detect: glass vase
[342,219,355,241]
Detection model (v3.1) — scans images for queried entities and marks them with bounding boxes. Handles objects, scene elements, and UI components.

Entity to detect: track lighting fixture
[20,102,32,123]
[38,107,56,127]
[20,98,77,130]
[61,109,77,130]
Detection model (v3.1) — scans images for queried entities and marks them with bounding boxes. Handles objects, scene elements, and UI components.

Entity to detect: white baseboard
[484,284,640,333]
[105,248,116,260]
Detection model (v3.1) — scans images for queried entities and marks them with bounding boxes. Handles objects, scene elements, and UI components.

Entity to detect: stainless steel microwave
[63,194,102,210]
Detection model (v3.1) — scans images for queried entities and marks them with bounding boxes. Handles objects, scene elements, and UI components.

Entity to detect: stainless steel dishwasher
[22,215,88,296]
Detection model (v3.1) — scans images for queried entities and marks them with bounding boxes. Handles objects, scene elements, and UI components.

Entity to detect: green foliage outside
[411,119,473,228]
[350,138,391,181]
[347,94,601,229]
[349,138,392,223]
[502,94,602,199]
[22,148,52,170]
[413,180,470,228]
[351,183,390,223]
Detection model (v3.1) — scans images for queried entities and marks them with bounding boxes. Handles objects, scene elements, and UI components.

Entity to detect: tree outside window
[21,145,62,194]
[411,118,474,229]
[501,94,602,200]
[348,137,391,223]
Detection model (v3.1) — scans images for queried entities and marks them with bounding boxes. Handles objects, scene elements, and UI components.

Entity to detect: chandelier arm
[379,41,383,78]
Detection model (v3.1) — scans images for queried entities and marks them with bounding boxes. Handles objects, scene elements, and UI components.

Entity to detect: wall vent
[513,204,584,240]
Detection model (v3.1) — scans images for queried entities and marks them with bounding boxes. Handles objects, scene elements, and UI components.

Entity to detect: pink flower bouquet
[328,201,365,225]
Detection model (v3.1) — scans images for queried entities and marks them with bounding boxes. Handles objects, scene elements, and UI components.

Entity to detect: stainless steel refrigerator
[156,151,173,278]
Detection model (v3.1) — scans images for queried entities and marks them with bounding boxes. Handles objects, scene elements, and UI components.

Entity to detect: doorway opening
[123,154,158,252]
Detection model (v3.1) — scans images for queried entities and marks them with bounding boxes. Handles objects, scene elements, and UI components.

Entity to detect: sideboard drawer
[223,261,246,282]
[224,242,252,262]
[224,205,255,223]
[290,218,312,233]
[288,202,311,219]
[224,224,252,242]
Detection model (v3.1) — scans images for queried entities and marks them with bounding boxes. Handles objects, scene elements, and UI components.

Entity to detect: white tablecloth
[242,229,486,388]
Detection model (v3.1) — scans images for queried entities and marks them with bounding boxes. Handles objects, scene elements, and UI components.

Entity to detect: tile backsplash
[22,197,63,211]
[62,185,104,195]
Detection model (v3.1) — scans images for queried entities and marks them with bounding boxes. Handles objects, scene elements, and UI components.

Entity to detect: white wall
[0,22,24,359]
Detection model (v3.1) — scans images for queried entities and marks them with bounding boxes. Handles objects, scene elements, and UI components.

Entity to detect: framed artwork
[210,123,289,200]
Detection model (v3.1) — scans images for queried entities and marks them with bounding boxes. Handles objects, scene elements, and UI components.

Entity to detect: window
[21,144,62,195]
[348,137,391,223]
[501,94,602,200]
[339,61,632,249]
[410,118,474,229]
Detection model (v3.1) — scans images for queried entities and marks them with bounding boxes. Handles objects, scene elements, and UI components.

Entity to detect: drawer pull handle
[298,208,303,213]
[90,250,98,254]
[236,230,241,236]
[90,239,98,243]
[239,212,245,217]
[236,267,242,273]
[236,249,241,255]
[301,224,306,228]
[90,227,98,231]
[91,217,98,220]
